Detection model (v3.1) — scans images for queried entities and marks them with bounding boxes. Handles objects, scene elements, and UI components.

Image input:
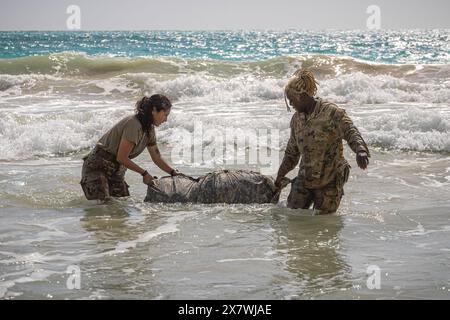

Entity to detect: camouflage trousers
[80,146,130,200]
[287,164,350,213]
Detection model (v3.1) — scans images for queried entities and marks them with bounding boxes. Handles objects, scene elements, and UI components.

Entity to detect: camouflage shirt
[278,98,370,189]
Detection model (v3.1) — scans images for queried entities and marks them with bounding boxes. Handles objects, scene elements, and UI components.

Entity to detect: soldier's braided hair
[135,94,172,137]
[285,69,318,98]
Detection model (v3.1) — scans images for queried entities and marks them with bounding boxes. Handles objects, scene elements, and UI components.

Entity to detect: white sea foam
[0,109,127,160]
[3,71,448,104]
[1,54,449,160]
[0,101,449,161]
[321,72,450,104]
[112,213,191,254]
[361,107,450,152]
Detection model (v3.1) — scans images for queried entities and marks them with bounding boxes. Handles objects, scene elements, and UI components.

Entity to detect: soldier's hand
[172,171,187,177]
[143,173,156,185]
[170,169,186,177]
[275,176,284,189]
[356,151,369,170]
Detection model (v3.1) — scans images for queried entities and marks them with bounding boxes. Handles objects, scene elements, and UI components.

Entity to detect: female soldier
[80,94,184,201]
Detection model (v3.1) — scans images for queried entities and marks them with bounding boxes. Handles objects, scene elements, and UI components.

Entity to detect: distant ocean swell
[0,53,449,104]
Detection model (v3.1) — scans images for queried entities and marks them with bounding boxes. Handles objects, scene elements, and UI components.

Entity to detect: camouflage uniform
[80,146,130,200]
[144,170,290,204]
[278,98,370,213]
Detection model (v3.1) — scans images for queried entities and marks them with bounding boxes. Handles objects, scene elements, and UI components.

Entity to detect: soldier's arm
[336,109,370,157]
[276,118,301,179]
[117,138,146,174]
[117,138,155,184]
[148,144,175,175]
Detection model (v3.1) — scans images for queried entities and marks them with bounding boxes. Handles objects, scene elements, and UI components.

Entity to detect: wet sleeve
[336,109,370,157]
[277,115,301,178]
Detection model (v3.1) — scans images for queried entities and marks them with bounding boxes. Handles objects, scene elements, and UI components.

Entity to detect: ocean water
[0,30,449,300]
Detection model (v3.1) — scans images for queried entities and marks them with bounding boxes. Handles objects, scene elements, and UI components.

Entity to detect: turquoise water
[1,30,449,63]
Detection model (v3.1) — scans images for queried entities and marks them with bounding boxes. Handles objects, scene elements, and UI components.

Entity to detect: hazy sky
[0,0,449,30]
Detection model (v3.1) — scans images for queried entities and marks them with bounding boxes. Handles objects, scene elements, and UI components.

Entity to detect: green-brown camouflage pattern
[80,146,130,200]
[278,98,368,212]
[144,170,290,204]
[287,163,350,213]
[278,98,369,189]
